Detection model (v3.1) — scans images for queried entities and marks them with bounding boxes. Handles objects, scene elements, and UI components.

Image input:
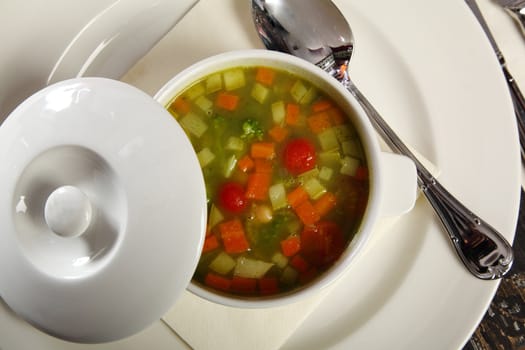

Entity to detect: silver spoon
[251,0,514,279]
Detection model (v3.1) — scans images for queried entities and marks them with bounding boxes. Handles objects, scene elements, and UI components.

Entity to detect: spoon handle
[344,79,514,279]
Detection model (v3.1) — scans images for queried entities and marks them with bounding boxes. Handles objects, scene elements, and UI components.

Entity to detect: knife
[496,0,525,36]
[465,0,525,162]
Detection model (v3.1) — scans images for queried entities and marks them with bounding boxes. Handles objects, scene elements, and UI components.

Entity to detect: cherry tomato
[301,222,345,268]
[218,181,248,213]
[282,138,316,175]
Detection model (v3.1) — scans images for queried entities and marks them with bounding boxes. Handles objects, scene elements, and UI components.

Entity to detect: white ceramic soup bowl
[155,49,417,308]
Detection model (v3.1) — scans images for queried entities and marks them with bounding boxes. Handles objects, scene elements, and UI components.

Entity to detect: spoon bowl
[251,0,514,279]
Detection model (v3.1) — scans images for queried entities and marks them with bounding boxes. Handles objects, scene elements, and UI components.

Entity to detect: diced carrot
[313,192,337,218]
[218,219,250,253]
[280,236,301,257]
[354,166,368,181]
[258,277,280,295]
[216,91,240,111]
[312,99,332,113]
[268,125,289,142]
[294,200,321,225]
[231,276,257,294]
[245,172,272,200]
[237,155,255,173]
[307,112,332,134]
[328,107,346,125]
[250,142,276,160]
[202,234,220,253]
[255,67,276,86]
[254,159,273,174]
[204,273,231,291]
[286,186,309,209]
[285,103,301,126]
[290,255,310,273]
[171,97,191,115]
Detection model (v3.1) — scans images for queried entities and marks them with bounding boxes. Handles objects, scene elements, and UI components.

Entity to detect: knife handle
[502,64,525,161]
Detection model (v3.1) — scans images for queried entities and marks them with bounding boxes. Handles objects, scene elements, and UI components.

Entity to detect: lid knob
[44,185,93,238]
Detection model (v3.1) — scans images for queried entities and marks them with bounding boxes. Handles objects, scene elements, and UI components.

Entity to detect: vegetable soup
[166,65,369,297]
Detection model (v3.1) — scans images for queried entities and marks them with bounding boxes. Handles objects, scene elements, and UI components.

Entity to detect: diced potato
[208,204,224,228]
[251,83,270,104]
[271,100,286,124]
[300,86,317,105]
[333,124,355,142]
[303,178,327,200]
[234,257,273,279]
[180,112,208,138]
[341,139,363,158]
[269,183,288,210]
[224,69,246,91]
[319,166,334,182]
[194,95,213,115]
[290,80,308,102]
[318,149,341,166]
[197,148,215,168]
[209,252,236,275]
[340,156,360,176]
[297,168,320,185]
[225,136,244,152]
[185,83,205,100]
[223,154,238,178]
[271,252,289,269]
[206,73,222,93]
[318,128,339,151]
[280,266,298,285]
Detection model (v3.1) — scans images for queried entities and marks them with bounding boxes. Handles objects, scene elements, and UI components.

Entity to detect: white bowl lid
[0,78,207,342]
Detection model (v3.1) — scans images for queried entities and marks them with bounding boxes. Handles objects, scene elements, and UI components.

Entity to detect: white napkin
[163,288,333,350]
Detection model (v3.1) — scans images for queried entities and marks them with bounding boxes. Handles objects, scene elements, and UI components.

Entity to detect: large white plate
[120,0,521,347]
[0,0,520,349]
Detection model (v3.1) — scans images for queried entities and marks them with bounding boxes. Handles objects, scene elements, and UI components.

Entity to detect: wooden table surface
[463,190,525,350]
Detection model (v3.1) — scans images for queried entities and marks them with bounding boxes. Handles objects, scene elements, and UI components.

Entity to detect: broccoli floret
[241,118,264,140]
[212,114,226,131]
